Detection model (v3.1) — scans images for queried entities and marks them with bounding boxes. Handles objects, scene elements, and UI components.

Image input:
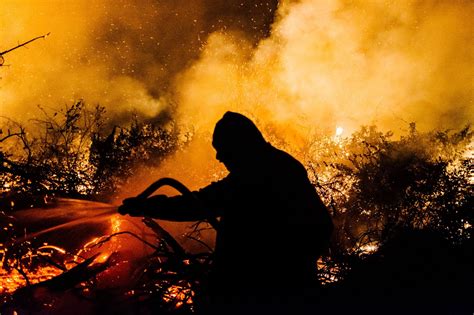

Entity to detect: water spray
[10,177,218,244]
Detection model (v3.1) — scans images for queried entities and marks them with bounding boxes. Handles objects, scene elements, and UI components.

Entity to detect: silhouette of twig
[0,33,50,56]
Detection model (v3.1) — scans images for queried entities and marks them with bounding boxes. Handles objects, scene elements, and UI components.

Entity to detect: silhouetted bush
[1,101,184,205]
[1,104,472,311]
[309,123,472,286]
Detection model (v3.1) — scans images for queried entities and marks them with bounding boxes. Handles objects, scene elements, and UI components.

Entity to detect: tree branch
[0,33,50,56]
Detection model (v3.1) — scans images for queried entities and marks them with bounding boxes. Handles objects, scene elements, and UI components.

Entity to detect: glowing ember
[317,258,342,285]
[111,215,122,233]
[0,267,62,295]
[94,254,111,264]
[358,242,379,255]
[38,245,66,255]
[0,213,124,297]
[163,284,194,308]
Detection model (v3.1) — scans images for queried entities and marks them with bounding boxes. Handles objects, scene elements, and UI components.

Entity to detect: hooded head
[212,112,268,172]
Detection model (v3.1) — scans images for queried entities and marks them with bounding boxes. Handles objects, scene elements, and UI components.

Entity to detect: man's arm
[119,176,234,221]
[146,194,209,221]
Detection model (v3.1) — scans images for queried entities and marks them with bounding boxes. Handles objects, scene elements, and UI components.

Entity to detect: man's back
[118,111,333,306]
[197,144,333,295]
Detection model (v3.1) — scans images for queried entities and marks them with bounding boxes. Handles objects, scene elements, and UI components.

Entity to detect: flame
[95,253,111,264]
[0,0,472,308]
[163,284,193,308]
[0,266,62,295]
[464,141,474,184]
[1,0,472,207]
[111,215,122,234]
[358,242,379,255]
[38,245,66,255]
[317,258,341,285]
[0,214,123,296]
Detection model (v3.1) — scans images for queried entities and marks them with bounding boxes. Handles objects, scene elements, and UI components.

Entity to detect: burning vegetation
[0,100,182,204]
[0,1,472,313]
[0,103,472,313]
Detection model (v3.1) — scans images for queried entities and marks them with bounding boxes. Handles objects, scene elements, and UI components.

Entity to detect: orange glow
[0,1,472,198]
[0,0,472,308]
[163,284,194,308]
[358,242,379,255]
[0,1,471,145]
[38,245,66,255]
[0,266,62,295]
[0,214,123,296]
[94,253,111,264]
[111,215,122,234]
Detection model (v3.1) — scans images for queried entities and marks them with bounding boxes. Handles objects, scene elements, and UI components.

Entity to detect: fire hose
[10,178,219,246]
[133,177,220,231]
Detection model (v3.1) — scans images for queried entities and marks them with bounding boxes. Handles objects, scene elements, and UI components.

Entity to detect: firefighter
[118,112,333,310]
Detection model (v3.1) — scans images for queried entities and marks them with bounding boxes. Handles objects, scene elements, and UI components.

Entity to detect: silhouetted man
[118,112,333,310]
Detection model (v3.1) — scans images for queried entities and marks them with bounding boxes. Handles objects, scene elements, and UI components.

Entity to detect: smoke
[1,0,472,191]
[153,0,473,192]
[0,0,277,123]
[175,0,473,138]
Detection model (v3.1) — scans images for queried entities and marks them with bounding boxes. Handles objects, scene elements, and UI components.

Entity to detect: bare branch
[0,32,50,56]
[0,131,24,143]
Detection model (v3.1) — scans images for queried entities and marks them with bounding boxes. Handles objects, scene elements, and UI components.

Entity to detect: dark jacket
[146,145,333,296]
[143,112,333,298]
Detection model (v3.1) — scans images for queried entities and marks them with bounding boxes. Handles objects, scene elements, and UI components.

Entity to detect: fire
[94,253,111,264]
[111,215,122,234]
[317,258,342,285]
[0,243,65,296]
[0,1,471,151]
[0,266,62,295]
[0,214,123,298]
[163,284,194,309]
[464,140,474,184]
[38,245,66,254]
[358,242,379,255]
[0,1,471,313]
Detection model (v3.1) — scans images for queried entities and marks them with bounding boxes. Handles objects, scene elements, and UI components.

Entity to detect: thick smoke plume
[166,0,473,192]
[1,0,277,123]
[175,0,473,135]
[1,0,472,193]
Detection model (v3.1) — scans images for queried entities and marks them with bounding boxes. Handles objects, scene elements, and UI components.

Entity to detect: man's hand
[118,195,168,217]
[118,197,146,216]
